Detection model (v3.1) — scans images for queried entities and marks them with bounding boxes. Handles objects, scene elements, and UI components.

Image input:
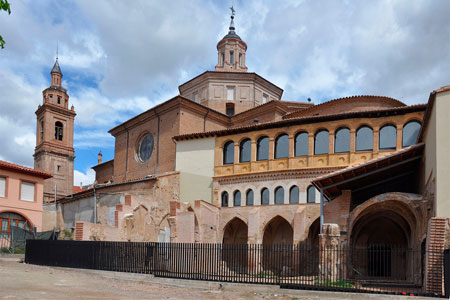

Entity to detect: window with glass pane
[275,134,289,159]
[261,188,269,205]
[289,186,299,204]
[230,51,234,64]
[356,126,373,151]
[402,121,421,147]
[223,141,234,165]
[246,189,254,206]
[233,190,241,206]
[239,139,251,163]
[20,181,35,201]
[275,187,284,204]
[307,186,316,203]
[379,125,397,150]
[0,177,5,198]
[334,127,350,153]
[257,136,269,161]
[221,192,229,207]
[295,132,308,156]
[314,130,329,155]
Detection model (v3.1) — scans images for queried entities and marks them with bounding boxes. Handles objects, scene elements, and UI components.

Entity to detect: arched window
[289,186,299,204]
[379,124,397,150]
[275,134,289,159]
[0,212,31,238]
[295,132,308,156]
[257,136,269,161]
[402,121,421,147]
[54,121,63,141]
[246,189,254,206]
[314,130,329,155]
[233,190,241,207]
[261,188,269,205]
[275,186,284,204]
[307,186,316,203]
[356,126,373,151]
[223,141,234,165]
[334,127,350,153]
[221,192,229,207]
[239,139,251,163]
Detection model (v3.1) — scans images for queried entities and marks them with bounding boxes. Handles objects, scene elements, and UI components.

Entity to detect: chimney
[98,151,102,164]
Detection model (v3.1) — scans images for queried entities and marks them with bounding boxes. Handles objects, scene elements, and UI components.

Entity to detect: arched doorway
[262,216,293,275]
[222,218,248,273]
[351,210,411,280]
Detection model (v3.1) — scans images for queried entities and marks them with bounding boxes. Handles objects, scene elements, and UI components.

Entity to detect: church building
[40,9,449,293]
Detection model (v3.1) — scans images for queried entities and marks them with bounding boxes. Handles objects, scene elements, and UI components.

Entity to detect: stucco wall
[176,138,215,204]
[435,90,450,218]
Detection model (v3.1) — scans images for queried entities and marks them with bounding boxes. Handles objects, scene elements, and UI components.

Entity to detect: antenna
[56,42,59,61]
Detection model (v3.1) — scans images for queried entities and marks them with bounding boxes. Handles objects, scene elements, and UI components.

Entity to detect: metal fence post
[444,249,449,298]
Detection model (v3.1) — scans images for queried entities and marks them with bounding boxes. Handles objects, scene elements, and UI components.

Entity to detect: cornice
[35,102,76,117]
[215,167,343,185]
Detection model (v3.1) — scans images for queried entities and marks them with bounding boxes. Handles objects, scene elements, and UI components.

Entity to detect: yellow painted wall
[176,137,215,204]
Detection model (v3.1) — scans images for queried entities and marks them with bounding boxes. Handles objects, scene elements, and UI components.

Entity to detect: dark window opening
[223,141,235,165]
[54,121,63,141]
[246,189,254,206]
[335,127,350,153]
[233,190,241,207]
[295,132,308,156]
[257,136,269,161]
[289,186,299,204]
[221,192,229,207]
[275,134,289,159]
[57,96,61,104]
[274,187,284,204]
[307,186,316,203]
[356,126,374,151]
[261,188,269,205]
[379,124,397,150]
[226,103,235,116]
[402,121,421,147]
[239,138,251,163]
[314,130,329,155]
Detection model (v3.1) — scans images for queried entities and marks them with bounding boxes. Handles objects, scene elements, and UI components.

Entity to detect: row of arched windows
[223,121,421,165]
[221,186,317,207]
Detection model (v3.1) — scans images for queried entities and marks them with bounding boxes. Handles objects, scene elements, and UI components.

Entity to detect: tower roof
[220,6,241,41]
[51,59,62,74]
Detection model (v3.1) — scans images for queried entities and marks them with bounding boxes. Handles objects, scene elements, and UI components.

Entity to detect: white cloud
[74,168,95,187]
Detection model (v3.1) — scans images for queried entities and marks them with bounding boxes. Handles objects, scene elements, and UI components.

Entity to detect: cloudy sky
[0,0,448,186]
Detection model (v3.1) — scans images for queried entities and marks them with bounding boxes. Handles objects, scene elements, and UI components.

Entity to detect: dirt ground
[0,257,441,300]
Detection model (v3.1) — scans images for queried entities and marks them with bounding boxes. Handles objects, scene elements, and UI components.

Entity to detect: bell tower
[34,58,76,203]
[215,6,248,72]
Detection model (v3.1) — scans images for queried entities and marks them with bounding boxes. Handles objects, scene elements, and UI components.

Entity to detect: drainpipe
[320,188,324,234]
[93,184,97,224]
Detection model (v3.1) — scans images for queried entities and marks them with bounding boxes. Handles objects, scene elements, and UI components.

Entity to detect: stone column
[319,223,343,283]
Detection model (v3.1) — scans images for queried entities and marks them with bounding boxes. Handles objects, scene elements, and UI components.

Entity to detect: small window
[57,96,61,104]
[57,165,61,172]
[221,192,229,207]
[230,51,234,64]
[221,53,225,66]
[262,94,268,103]
[20,182,35,202]
[226,103,235,116]
[295,132,309,156]
[233,190,241,207]
[275,134,289,159]
[307,186,316,203]
[379,124,397,150]
[239,53,242,66]
[402,121,421,147]
[334,127,350,153]
[257,136,269,161]
[54,121,63,141]
[138,134,154,162]
[356,126,373,151]
[261,188,269,205]
[274,187,284,204]
[227,87,235,101]
[246,189,254,206]
[289,186,299,204]
[49,94,53,98]
[314,130,329,155]
[40,120,44,140]
[223,141,234,165]
[194,93,199,103]
[239,138,251,163]
[0,177,5,198]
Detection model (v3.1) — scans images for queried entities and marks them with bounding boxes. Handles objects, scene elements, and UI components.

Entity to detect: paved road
[0,256,442,300]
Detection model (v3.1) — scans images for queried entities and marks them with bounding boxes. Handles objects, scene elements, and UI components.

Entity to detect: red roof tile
[0,160,52,179]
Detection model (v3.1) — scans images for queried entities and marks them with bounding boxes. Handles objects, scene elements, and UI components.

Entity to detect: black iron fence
[25,240,448,297]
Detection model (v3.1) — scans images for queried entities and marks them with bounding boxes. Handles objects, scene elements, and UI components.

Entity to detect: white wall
[176,137,215,204]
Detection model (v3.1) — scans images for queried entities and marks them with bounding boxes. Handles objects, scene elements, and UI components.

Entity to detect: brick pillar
[319,223,344,283]
[425,217,448,295]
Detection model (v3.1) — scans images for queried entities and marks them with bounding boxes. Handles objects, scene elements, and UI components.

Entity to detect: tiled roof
[73,186,85,194]
[0,160,52,179]
[174,103,427,141]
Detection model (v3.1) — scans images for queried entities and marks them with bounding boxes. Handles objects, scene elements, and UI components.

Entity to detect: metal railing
[25,240,447,297]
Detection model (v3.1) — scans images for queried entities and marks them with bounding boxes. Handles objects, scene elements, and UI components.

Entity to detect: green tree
[0,0,11,49]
